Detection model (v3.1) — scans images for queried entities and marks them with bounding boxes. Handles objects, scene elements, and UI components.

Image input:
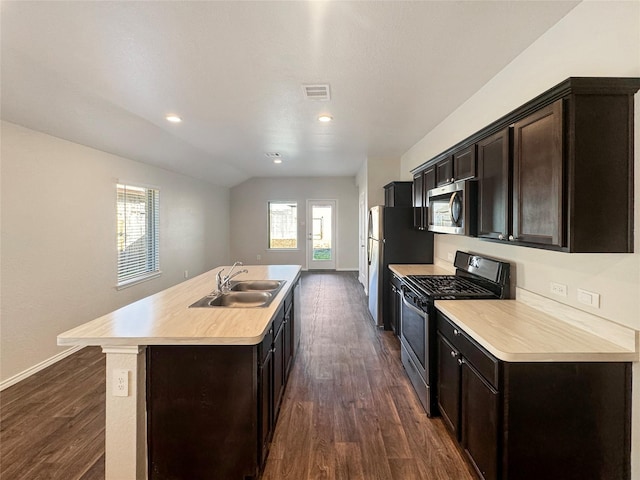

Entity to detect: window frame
[116,182,161,289]
[267,201,299,251]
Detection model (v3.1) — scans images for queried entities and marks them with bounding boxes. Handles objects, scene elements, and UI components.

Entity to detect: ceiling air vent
[302,84,331,101]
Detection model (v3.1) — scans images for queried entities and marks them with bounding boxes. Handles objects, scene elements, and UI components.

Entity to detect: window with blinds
[116,183,160,287]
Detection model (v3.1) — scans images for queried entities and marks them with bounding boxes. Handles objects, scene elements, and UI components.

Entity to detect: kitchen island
[58,264,302,480]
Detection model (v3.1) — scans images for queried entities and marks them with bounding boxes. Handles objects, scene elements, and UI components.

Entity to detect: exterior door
[307,200,336,270]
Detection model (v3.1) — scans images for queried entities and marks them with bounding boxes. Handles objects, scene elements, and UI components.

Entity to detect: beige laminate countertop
[435,300,638,362]
[58,265,301,347]
[389,264,453,277]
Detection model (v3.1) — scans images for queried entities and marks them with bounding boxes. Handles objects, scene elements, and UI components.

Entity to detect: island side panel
[147,345,258,480]
[102,346,147,480]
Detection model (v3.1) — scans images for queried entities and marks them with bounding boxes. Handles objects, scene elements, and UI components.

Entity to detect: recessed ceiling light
[318,114,333,123]
[273,159,283,164]
[165,114,182,123]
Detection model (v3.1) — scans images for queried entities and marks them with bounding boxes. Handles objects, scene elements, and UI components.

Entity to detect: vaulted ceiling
[1,1,579,186]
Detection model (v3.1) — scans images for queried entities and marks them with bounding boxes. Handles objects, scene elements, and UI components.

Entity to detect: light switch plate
[577,288,600,308]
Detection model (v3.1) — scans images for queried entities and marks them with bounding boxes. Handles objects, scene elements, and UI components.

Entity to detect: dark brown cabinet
[410,77,640,252]
[436,310,631,480]
[147,278,301,480]
[476,128,510,240]
[435,146,476,187]
[412,165,435,230]
[454,145,476,182]
[258,327,274,464]
[389,273,402,336]
[435,156,454,187]
[384,181,413,207]
[461,361,499,480]
[512,100,564,248]
[412,171,424,229]
[436,334,461,439]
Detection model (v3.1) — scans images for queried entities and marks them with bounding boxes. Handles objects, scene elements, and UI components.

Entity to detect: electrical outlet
[447,252,454,262]
[550,282,567,297]
[184,270,189,279]
[577,288,600,308]
[257,254,262,261]
[112,369,129,397]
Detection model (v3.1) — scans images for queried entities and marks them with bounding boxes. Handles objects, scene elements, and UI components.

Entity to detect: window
[117,183,160,287]
[268,201,297,249]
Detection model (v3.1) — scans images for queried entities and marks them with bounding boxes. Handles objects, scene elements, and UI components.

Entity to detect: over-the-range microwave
[427,180,477,236]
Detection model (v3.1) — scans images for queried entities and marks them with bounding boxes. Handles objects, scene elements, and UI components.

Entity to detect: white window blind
[268,201,297,249]
[117,183,160,286]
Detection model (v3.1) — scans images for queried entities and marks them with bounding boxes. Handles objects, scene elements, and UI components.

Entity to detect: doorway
[307,200,336,270]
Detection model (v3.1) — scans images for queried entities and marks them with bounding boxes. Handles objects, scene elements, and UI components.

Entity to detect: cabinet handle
[450,350,457,358]
[450,177,455,183]
[457,358,465,366]
[453,329,460,336]
[508,235,516,241]
[498,234,504,240]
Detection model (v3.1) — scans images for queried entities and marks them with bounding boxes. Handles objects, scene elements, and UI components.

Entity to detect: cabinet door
[454,145,476,181]
[258,347,273,466]
[513,100,564,247]
[273,323,286,420]
[437,334,461,439]
[477,128,510,240]
[435,156,454,186]
[284,307,293,380]
[462,361,499,480]
[412,172,424,229]
[292,280,301,357]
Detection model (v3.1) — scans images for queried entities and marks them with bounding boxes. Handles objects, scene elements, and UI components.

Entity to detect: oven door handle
[401,294,427,318]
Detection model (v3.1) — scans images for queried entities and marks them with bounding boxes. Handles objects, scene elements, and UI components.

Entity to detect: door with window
[307,200,336,270]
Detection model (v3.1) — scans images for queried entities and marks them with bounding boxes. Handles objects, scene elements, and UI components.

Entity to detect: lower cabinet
[389,273,402,336]
[436,310,631,480]
[147,279,300,480]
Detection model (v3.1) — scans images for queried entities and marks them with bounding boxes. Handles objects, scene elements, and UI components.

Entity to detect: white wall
[230,176,358,270]
[0,121,230,384]
[366,156,401,209]
[400,2,640,477]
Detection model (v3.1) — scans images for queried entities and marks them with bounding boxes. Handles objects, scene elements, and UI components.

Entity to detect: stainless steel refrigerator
[367,205,434,329]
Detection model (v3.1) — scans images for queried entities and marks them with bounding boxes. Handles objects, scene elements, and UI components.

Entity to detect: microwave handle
[448,191,458,224]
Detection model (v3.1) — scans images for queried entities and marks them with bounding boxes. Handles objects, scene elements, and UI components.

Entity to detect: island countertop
[58,265,301,347]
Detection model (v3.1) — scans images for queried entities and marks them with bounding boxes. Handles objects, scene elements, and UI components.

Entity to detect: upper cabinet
[434,146,477,187]
[476,128,510,241]
[384,181,413,207]
[411,77,640,253]
[512,100,563,248]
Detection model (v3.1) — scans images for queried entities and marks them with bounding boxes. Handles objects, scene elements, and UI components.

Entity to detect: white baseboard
[0,345,84,391]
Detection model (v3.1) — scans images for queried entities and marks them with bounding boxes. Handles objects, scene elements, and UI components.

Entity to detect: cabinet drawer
[437,310,499,389]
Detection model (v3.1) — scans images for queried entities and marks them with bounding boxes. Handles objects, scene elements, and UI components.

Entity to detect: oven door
[400,286,435,415]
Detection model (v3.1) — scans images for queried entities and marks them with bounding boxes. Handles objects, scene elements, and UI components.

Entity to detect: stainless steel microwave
[427,180,477,235]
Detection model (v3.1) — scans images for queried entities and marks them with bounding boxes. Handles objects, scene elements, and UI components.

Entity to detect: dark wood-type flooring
[1,271,475,480]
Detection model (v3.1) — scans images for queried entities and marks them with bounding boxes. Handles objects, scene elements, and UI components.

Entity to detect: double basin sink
[189,280,286,308]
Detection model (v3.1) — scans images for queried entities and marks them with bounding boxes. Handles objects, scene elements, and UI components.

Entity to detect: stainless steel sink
[189,291,274,308]
[189,280,285,309]
[229,280,285,292]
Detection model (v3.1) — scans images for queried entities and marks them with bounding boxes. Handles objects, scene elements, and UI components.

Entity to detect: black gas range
[399,251,510,416]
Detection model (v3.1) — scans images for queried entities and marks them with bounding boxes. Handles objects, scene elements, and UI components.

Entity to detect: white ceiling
[1,1,579,187]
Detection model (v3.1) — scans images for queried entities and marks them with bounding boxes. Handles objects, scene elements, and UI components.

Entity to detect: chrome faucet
[215,261,248,293]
